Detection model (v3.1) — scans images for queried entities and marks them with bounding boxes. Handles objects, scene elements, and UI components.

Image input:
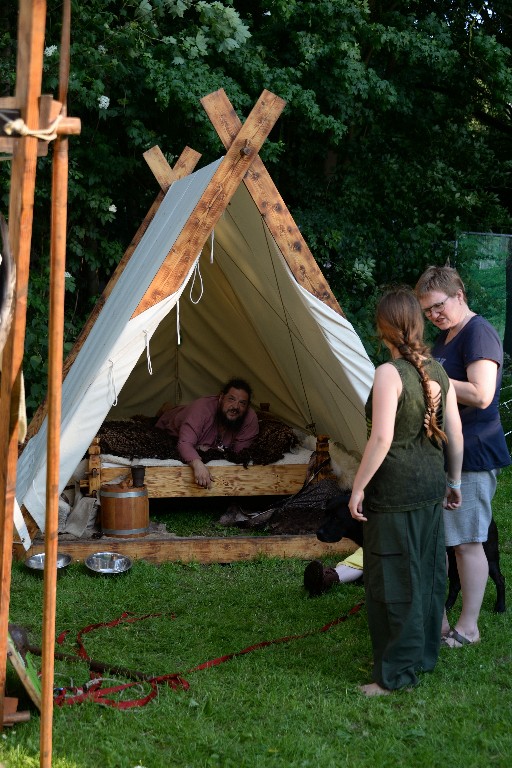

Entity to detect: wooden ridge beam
[132,89,286,318]
[201,89,343,316]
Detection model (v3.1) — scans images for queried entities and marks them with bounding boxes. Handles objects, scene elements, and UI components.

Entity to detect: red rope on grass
[73,611,173,660]
[54,602,364,708]
[189,601,364,672]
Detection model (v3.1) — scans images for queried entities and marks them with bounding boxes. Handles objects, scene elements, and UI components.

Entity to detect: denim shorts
[443,469,498,546]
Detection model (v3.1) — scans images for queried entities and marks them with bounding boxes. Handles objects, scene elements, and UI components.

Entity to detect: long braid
[397,338,447,446]
[377,287,447,447]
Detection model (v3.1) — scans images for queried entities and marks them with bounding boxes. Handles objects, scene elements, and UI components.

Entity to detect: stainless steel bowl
[85,551,132,575]
[25,552,72,571]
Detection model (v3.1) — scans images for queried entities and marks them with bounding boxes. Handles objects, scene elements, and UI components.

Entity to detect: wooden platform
[13,534,357,565]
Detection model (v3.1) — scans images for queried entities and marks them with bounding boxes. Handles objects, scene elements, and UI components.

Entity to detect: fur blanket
[97,411,300,466]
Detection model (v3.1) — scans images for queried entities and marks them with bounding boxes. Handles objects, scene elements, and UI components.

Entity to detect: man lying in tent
[155,377,259,489]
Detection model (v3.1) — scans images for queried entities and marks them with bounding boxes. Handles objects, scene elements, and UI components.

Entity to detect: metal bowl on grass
[25,552,72,572]
[85,551,132,575]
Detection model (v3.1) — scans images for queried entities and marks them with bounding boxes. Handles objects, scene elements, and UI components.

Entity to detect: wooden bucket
[99,484,149,538]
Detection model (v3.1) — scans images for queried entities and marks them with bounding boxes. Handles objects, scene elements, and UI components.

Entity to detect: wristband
[446,478,461,489]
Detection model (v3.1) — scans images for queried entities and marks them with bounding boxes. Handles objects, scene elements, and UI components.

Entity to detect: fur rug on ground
[218,477,343,534]
[218,439,360,535]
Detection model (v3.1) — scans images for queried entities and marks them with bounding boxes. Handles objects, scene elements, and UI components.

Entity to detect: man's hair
[221,377,253,401]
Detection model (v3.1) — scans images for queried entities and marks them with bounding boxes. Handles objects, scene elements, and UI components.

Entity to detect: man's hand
[190,459,213,489]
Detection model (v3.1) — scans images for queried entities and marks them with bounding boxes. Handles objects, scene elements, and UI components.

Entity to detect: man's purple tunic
[155,396,259,463]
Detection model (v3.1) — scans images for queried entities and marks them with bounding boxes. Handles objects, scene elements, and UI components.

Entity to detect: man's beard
[218,410,245,432]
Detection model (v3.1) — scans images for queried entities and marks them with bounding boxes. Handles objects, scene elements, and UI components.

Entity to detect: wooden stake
[0,0,47,731]
[39,2,71,763]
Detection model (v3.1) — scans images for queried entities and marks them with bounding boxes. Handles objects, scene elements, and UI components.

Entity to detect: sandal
[441,628,480,648]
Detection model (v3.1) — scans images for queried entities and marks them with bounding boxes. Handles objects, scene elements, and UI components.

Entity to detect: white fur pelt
[302,436,360,490]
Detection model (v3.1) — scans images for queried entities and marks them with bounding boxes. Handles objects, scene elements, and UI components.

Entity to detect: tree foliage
[1,0,511,409]
[227,2,512,338]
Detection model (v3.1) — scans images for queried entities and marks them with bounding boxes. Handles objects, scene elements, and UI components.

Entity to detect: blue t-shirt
[432,315,510,472]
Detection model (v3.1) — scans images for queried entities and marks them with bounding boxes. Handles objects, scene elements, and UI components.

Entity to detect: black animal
[317,493,506,613]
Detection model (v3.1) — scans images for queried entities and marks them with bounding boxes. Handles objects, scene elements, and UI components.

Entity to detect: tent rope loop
[143,331,153,375]
[189,258,204,305]
[209,229,215,264]
[108,359,118,406]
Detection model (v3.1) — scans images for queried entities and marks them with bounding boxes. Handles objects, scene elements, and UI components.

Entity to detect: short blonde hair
[415,265,466,301]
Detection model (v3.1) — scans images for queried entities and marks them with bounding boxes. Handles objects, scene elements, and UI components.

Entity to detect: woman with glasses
[415,265,510,649]
[349,286,463,695]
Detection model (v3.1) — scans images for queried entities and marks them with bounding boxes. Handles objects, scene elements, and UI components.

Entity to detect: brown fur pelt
[240,415,299,465]
[98,418,180,460]
[97,412,299,466]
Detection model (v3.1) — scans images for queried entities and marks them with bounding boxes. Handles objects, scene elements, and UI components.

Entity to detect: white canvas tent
[15,91,374,544]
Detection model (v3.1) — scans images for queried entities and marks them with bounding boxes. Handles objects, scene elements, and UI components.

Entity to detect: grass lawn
[2,466,511,768]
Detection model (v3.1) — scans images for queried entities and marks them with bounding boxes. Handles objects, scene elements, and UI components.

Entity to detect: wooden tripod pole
[40,2,71,765]
[0,0,47,730]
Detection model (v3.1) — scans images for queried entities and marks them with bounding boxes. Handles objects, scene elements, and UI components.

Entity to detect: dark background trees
[1,0,511,411]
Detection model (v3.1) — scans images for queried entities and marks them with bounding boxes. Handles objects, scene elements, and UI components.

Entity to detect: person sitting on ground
[303,546,364,597]
[155,377,259,489]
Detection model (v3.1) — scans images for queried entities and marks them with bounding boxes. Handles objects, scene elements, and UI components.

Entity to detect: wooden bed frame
[81,437,315,499]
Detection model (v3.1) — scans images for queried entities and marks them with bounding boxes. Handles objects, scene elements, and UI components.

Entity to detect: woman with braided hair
[349,286,463,695]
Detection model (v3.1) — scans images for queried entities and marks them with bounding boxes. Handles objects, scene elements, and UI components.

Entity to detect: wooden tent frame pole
[132,89,286,318]
[40,2,71,763]
[0,0,47,729]
[200,89,343,316]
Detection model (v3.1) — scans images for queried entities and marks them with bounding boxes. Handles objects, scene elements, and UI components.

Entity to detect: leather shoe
[303,560,340,597]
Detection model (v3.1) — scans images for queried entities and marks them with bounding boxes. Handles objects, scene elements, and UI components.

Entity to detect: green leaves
[2,0,511,412]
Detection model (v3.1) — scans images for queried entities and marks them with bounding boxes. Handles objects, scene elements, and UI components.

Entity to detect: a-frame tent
[15,89,374,543]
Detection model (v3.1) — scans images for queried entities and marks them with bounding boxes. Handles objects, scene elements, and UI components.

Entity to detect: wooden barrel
[99,484,149,538]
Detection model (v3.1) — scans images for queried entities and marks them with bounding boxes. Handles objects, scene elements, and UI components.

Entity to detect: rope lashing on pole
[1,114,63,142]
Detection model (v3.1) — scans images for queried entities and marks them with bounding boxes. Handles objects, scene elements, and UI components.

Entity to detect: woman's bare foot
[359,682,391,696]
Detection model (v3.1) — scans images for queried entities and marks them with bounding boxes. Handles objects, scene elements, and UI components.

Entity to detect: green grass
[2,467,512,768]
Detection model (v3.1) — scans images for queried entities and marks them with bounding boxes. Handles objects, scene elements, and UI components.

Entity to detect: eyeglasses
[423,297,450,318]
